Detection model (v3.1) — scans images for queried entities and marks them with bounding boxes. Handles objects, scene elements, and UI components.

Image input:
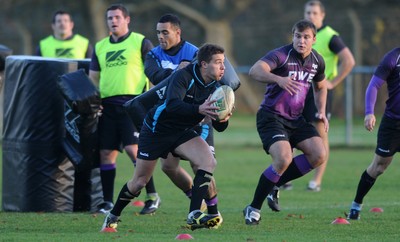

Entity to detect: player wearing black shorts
[101,44,230,232]
[89,4,154,214]
[136,13,198,215]
[301,0,355,192]
[267,0,356,213]
[36,10,94,212]
[347,47,400,220]
[127,14,239,219]
[243,19,328,226]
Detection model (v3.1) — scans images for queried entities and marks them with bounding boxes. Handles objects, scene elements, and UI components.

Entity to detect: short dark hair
[292,19,317,37]
[304,0,325,13]
[197,44,225,64]
[158,14,181,28]
[106,3,129,18]
[52,10,72,24]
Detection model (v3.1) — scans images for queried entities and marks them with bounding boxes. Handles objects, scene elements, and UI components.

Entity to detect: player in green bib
[267,0,356,212]
[36,10,92,59]
[35,10,93,213]
[89,3,160,215]
[302,0,355,192]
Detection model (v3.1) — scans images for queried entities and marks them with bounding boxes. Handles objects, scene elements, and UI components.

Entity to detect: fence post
[345,74,353,145]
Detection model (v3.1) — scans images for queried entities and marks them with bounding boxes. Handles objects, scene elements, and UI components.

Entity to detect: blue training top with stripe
[144,63,217,133]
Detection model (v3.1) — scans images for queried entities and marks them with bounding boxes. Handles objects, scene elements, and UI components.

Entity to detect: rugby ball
[210,85,235,121]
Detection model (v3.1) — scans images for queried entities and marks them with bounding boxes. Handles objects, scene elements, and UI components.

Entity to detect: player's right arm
[89,49,100,87]
[89,70,100,87]
[249,60,301,95]
[144,51,173,85]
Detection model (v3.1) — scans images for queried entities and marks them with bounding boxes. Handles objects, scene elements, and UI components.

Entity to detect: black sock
[250,174,275,210]
[354,170,376,204]
[184,189,192,198]
[276,163,302,186]
[190,170,212,213]
[100,168,116,202]
[111,183,140,216]
[145,176,157,194]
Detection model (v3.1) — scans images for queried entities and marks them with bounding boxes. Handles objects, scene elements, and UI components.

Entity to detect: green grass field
[1,114,400,241]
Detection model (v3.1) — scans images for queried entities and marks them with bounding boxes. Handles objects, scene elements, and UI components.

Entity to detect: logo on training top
[312,64,318,71]
[288,70,316,83]
[156,86,167,99]
[161,60,178,70]
[56,48,74,58]
[106,49,128,67]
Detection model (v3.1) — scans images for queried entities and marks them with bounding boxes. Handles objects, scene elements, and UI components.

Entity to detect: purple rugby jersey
[372,47,400,119]
[259,44,325,120]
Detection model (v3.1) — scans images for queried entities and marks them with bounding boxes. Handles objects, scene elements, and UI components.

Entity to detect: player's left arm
[327,36,356,89]
[313,56,329,132]
[313,80,329,133]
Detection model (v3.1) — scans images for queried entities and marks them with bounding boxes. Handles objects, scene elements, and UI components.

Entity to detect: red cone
[101,227,117,233]
[175,233,194,240]
[370,207,384,213]
[132,200,145,207]
[331,217,350,224]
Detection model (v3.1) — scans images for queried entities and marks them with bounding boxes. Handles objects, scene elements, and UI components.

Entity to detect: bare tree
[87,0,108,41]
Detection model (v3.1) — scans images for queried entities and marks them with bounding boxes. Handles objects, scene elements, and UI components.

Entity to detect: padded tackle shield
[58,68,101,172]
[57,65,103,212]
[220,57,241,91]
[2,56,77,212]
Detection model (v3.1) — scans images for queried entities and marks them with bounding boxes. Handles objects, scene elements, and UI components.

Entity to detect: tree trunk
[87,0,108,42]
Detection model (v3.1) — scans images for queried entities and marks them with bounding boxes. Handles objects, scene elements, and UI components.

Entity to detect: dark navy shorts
[375,115,400,157]
[256,109,319,154]
[137,125,198,160]
[193,119,215,155]
[99,103,139,151]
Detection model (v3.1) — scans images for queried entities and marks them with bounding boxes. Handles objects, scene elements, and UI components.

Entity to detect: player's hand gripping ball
[210,85,235,121]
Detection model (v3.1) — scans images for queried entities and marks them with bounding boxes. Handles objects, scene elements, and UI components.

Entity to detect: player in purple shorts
[243,19,329,225]
[347,47,400,220]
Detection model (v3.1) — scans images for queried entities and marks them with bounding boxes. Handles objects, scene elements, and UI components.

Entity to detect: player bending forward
[101,43,231,232]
